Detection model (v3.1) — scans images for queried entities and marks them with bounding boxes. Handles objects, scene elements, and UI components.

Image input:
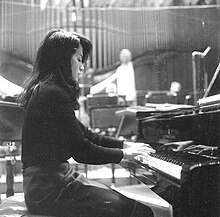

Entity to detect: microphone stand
[192,46,211,105]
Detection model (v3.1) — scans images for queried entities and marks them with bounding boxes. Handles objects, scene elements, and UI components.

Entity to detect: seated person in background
[105,83,126,105]
[170,81,181,96]
[170,81,182,104]
[105,82,117,97]
[18,29,154,217]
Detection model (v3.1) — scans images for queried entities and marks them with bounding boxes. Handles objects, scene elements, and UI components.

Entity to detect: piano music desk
[115,106,157,139]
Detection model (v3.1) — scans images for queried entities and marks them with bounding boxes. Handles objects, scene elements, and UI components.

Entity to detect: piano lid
[197,62,220,107]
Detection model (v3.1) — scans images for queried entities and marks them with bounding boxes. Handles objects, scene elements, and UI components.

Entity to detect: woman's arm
[77,120,124,149]
[41,84,123,165]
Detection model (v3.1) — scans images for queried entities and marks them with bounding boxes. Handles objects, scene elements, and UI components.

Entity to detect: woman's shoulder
[37,83,69,100]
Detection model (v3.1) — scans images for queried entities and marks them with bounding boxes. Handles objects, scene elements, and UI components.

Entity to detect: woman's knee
[131,202,154,217]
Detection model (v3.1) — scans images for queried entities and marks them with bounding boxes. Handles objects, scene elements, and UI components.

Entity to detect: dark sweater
[22,83,124,168]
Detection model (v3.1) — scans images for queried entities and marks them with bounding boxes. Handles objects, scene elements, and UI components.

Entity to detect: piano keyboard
[134,147,220,182]
[135,153,182,180]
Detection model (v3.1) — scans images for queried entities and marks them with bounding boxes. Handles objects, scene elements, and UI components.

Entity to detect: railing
[0,2,220,104]
[1,2,219,72]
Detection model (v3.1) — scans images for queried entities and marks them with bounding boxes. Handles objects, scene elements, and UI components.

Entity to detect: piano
[120,97,220,217]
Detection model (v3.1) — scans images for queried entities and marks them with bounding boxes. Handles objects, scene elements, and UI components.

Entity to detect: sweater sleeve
[77,120,124,149]
[39,85,123,165]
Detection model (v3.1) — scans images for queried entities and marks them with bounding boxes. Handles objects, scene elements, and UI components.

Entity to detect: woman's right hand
[159,140,194,152]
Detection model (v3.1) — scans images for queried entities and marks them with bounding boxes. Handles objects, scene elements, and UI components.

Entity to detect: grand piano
[85,58,220,217]
[119,92,220,217]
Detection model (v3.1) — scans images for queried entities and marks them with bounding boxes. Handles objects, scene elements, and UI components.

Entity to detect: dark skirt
[23,163,153,217]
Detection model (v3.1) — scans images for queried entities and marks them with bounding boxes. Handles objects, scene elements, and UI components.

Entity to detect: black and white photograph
[0,1,219,216]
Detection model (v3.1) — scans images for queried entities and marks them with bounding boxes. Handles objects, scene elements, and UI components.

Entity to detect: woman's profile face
[70,44,84,80]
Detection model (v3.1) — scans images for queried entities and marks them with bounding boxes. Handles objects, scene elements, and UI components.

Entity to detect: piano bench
[0,194,54,217]
[114,184,173,217]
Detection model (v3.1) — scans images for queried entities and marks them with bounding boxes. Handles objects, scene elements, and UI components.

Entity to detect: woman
[19,29,154,217]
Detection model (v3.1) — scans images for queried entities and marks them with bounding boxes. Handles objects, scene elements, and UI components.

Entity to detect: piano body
[121,98,220,217]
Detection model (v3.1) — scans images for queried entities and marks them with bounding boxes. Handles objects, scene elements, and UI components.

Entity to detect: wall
[0,2,220,97]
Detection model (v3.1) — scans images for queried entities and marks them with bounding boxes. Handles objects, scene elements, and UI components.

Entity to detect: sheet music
[197,94,220,106]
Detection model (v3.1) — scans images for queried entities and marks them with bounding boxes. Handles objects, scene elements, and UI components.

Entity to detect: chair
[145,90,178,104]
[88,105,127,185]
[0,194,54,217]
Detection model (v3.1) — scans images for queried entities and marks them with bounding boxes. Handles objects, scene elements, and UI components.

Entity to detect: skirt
[23,162,153,217]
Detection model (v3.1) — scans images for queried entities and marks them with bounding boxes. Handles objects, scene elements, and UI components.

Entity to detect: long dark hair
[18,28,92,110]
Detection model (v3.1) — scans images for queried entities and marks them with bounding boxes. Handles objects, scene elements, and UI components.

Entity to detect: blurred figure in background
[116,49,137,106]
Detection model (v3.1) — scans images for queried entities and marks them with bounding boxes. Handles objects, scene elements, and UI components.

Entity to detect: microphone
[201,46,211,57]
[192,46,211,58]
